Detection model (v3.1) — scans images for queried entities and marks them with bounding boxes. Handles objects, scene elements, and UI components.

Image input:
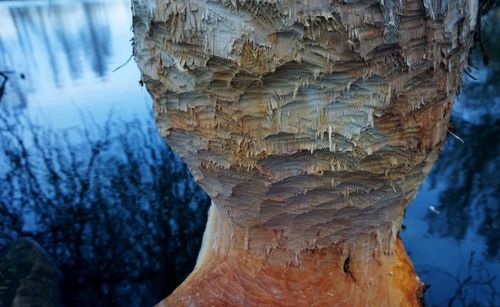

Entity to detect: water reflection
[0,113,210,306]
[426,115,499,257]
[0,0,498,306]
[425,7,500,260]
[0,0,142,129]
[402,7,500,306]
[0,1,208,306]
[0,1,113,88]
[0,0,146,172]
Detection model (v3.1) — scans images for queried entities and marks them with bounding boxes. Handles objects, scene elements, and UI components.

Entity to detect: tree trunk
[132,0,479,305]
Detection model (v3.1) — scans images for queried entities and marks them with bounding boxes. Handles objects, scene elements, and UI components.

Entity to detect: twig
[447,128,465,143]
[464,69,478,80]
[112,54,134,73]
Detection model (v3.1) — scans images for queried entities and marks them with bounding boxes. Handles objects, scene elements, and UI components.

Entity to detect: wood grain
[132,0,478,305]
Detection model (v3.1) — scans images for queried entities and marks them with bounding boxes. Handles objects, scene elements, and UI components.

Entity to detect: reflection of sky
[454,68,500,125]
[453,7,500,126]
[0,0,151,129]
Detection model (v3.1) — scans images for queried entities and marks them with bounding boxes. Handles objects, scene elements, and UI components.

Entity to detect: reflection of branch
[426,114,500,254]
[476,0,498,65]
[447,276,473,307]
[0,111,210,305]
[416,251,499,306]
[0,70,25,104]
[448,252,499,306]
[0,71,8,103]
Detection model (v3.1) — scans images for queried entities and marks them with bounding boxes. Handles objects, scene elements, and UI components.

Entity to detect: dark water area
[0,1,498,306]
[400,7,500,306]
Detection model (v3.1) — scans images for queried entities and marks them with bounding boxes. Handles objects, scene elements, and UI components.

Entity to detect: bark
[131,0,479,306]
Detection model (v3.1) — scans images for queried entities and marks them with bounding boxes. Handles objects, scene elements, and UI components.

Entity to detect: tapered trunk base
[160,239,422,307]
[158,206,423,307]
[132,1,479,305]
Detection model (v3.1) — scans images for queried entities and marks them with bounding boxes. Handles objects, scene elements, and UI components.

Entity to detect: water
[0,1,211,306]
[401,8,500,305]
[0,0,149,127]
[0,1,498,306]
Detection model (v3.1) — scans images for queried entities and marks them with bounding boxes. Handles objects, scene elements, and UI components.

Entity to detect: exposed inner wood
[163,203,423,306]
[131,0,478,305]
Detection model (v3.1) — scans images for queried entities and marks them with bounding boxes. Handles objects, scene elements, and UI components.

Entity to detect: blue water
[400,8,500,304]
[0,0,150,127]
[0,1,498,306]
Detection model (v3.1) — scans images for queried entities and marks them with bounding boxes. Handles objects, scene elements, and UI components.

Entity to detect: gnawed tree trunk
[132,0,479,305]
